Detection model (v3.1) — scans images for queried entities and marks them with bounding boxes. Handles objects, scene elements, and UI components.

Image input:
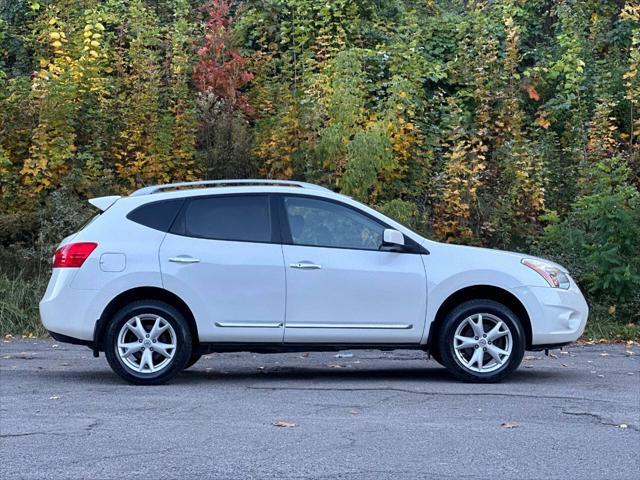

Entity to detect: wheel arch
[94,286,199,353]
[427,285,532,351]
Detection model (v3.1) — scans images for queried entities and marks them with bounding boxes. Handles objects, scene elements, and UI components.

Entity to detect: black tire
[104,300,192,385]
[429,348,443,366]
[437,299,525,383]
[184,353,202,370]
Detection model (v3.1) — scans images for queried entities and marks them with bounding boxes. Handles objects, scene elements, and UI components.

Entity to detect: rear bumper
[48,330,93,347]
[515,279,589,347]
[39,269,101,342]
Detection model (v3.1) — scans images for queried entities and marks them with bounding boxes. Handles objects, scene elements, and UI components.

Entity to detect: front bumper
[515,279,589,347]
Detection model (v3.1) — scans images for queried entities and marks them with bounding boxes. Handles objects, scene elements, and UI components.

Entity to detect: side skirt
[195,342,425,355]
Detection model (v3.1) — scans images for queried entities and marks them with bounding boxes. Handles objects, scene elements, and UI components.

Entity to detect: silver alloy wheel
[453,313,512,373]
[116,314,177,374]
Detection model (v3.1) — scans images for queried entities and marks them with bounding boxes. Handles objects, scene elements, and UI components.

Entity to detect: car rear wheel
[437,299,525,382]
[184,353,202,369]
[104,300,192,385]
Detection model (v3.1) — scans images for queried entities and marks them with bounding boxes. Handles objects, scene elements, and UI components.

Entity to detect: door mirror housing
[382,229,405,249]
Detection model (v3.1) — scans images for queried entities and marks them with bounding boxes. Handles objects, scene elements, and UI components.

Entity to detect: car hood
[420,239,568,273]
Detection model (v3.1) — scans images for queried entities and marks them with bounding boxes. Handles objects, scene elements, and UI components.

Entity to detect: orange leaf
[526,84,540,101]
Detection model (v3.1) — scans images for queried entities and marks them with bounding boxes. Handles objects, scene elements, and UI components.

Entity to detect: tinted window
[284,196,384,250]
[127,199,184,232]
[181,195,271,242]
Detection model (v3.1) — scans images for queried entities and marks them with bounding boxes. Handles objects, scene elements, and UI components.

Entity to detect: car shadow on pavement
[50,363,562,386]
[176,365,562,385]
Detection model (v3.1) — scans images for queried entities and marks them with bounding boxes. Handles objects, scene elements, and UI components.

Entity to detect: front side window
[179,195,271,242]
[284,196,384,250]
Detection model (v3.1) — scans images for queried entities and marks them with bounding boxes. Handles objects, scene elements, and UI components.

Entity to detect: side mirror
[382,229,405,248]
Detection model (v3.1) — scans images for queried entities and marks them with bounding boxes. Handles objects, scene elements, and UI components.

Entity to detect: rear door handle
[169,255,200,264]
[290,262,322,270]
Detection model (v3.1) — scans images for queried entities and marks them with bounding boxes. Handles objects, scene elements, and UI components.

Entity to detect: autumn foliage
[1,0,639,331]
[193,0,253,113]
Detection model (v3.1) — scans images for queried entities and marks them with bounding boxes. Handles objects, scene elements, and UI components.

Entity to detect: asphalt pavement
[1,339,638,479]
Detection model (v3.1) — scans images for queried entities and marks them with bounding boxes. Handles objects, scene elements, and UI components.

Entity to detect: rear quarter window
[126,199,184,232]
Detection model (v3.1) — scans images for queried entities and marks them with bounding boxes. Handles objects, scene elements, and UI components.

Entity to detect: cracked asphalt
[1,340,638,480]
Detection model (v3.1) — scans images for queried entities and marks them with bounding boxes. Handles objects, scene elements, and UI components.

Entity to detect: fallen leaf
[549,353,558,359]
[500,422,519,429]
[272,421,297,428]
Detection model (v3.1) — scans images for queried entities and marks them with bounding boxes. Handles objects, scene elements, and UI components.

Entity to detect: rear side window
[175,195,272,243]
[127,199,184,232]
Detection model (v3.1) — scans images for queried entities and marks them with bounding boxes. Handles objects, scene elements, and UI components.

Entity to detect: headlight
[521,258,570,289]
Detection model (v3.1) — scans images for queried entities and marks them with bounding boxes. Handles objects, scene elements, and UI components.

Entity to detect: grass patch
[584,313,640,342]
[0,270,48,337]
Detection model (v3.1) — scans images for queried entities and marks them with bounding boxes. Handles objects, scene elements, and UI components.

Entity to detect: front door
[280,195,427,344]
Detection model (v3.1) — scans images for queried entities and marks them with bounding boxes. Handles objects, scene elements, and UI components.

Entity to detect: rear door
[160,194,286,342]
[279,194,427,344]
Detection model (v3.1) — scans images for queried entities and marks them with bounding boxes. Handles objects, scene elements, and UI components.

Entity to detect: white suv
[40,180,588,384]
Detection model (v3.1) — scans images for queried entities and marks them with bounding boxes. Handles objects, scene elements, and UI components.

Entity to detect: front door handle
[290,262,322,270]
[169,255,200,264]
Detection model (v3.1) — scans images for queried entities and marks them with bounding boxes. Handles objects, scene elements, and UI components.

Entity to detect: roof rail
[130,179,332,196]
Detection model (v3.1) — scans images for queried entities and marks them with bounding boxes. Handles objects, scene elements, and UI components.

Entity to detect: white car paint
[160,233,286,343]
[40,181,589,353]
[281,243,427,344]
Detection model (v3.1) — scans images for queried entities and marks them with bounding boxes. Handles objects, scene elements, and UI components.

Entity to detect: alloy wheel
[453,313,512,373]
[116,314,177,374]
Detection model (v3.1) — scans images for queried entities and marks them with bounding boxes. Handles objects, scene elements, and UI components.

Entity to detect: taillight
[52,242,98,268]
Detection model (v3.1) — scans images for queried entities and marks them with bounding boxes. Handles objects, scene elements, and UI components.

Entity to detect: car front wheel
[104,300,192,385]
[437,299,525,382]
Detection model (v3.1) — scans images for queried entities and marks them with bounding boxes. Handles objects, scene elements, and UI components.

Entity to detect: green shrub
[539,158,640,324]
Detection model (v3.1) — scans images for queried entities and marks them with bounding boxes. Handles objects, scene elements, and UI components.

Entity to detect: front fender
[421,269,532,344]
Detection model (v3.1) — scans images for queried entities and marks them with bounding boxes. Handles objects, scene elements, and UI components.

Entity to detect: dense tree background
[1,0,639,335]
